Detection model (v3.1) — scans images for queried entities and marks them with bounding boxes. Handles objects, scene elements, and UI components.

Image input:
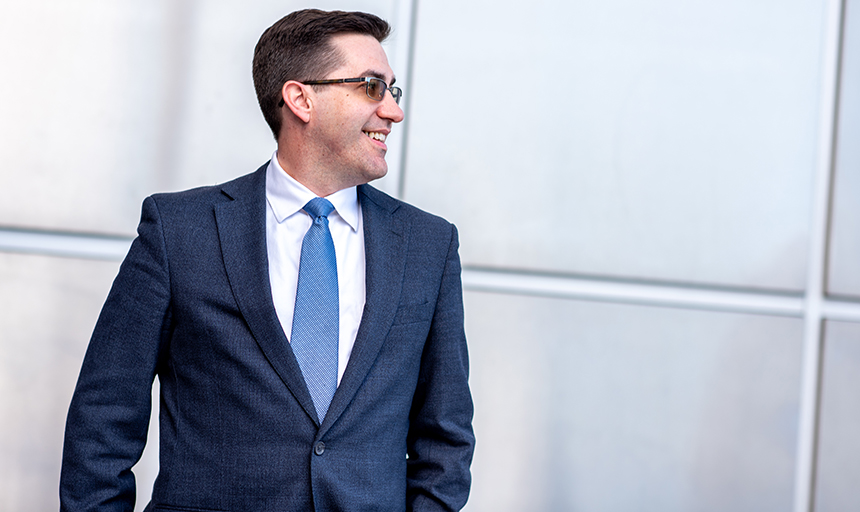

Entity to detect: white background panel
[828,0,860,298]
[0,253,120,511]
[0,0,173,234]
[404,0,825,290]
[0,0,404,236]
[463,291,802,512]
[815,321,860,511]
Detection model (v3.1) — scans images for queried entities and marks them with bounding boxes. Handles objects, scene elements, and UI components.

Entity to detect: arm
[406,224,476,512]
[60,196,171,511]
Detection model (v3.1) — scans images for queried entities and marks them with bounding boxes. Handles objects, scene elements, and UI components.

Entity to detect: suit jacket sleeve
[406,224,476,512]
[60,196,171,511]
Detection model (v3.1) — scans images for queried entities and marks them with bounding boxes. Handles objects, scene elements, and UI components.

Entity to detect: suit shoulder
[358,184,453,231]
[147,164,266,215]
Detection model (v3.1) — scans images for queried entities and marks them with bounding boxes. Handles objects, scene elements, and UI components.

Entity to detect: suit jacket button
[314,442,325,456]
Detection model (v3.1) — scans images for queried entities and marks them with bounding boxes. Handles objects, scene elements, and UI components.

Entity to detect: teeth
[364,131,386,142]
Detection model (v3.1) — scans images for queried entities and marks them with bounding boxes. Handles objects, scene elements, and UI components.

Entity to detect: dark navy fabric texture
[60,164,475,512]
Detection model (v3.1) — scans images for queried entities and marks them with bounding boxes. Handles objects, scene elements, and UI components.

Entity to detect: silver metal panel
[0,1,174,235]
[404,0,827,291]
[815,321,860,512]
[0,0,404,236]
[828,0,860,298]
[0,253,122,511]
[794,0,845,508]
[463,291,802,512]
[0,228,133,260]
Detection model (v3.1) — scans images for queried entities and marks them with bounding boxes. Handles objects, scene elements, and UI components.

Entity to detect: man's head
[253,9,404,196]
[253,9,391,139]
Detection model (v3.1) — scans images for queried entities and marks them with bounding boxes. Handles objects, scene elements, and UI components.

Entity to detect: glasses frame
[277,77,402,106]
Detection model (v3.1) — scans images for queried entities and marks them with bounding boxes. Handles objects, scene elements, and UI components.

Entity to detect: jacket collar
[216,168,407,431]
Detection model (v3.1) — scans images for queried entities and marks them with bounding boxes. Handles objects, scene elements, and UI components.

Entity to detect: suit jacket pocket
[392,301,433,325]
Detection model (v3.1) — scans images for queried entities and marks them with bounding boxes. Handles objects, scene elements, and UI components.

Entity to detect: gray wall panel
[404,0,825,291]
[815,320,860,511]
[463,291,802,512]
[0,253,120,511]
[0,1,173,234]
[828,0,860,298]
[0,0,403,236]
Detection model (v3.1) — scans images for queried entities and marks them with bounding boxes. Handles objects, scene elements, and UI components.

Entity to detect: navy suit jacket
[60,165,475,511]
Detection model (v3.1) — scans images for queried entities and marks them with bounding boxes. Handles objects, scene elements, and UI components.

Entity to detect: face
[308,33,404,190]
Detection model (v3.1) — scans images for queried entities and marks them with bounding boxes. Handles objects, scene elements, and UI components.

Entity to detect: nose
[378,90,404,123]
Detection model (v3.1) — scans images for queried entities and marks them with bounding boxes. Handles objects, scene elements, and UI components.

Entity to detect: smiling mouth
[363,131,387,143]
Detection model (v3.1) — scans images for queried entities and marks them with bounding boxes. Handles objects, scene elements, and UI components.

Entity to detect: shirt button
[314,442,325,456]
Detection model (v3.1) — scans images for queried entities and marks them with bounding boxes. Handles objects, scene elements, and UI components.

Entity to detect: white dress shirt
[265,153,366,385]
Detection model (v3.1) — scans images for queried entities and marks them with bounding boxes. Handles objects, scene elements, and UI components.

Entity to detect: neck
[275,143,331,197]
[275,146,353,198]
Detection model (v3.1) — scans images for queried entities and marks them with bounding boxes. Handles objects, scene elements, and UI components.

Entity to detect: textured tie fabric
[291,197,339,423]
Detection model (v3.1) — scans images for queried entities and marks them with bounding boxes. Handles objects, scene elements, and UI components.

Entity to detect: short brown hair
[253,9,391,138]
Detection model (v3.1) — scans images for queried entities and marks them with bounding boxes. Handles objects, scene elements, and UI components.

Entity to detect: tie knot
[304,197,335,219]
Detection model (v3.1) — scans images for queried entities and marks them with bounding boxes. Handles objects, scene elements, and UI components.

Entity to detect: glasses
[278,77,403,106]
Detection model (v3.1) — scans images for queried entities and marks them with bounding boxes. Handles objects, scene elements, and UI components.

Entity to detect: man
[60,9,474,512]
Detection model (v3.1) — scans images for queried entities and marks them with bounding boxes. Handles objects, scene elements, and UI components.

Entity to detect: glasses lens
[366,78,384,101]
[390,87,402,105]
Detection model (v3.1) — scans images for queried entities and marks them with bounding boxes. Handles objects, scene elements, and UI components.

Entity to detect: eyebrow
[360,69,396,85]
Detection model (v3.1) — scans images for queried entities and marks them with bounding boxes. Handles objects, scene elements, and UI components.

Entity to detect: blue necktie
[291,198,338,423]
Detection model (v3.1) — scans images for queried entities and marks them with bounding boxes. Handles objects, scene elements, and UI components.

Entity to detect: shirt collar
[265,152,360,232]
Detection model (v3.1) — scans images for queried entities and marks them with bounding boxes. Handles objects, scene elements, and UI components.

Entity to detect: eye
[367,79,383,99]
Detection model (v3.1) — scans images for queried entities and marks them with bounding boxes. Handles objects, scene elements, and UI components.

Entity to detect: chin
[361,164,389,184]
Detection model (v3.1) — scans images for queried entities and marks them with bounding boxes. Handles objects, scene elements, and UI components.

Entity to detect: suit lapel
[215,165,319,425]
[320,185,406,434]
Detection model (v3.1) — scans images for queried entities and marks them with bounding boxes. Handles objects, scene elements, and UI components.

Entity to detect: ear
[281,81,312,124]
